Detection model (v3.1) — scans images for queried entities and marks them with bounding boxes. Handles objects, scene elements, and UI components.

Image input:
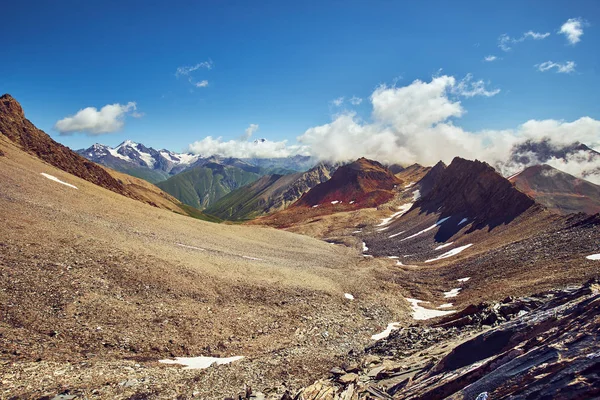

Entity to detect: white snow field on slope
[443,288,461,298]
[159,355,244,370]
[40,173,78,189]
[586,254,600,260]
[377,202,413,227]
[371,322,401,340]
[400,216,451,242]
[406,298,456,320]
[434,242,454,250]
[425,244,473,263]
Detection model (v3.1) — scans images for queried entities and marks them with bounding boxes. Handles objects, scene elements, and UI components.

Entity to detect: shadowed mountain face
[205,163,336,220]
[293,158,402,208]
[417,157,536,231]
[510,164,600,215]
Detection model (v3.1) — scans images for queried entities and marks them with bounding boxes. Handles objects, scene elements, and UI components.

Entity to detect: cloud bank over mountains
[185,73,599,182]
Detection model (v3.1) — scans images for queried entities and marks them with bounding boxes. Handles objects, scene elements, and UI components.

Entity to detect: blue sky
[1,0,599,158]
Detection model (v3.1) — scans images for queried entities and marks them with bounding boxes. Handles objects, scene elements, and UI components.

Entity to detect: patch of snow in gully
[40,173,78,189]
[406,298,456,320]
[457,277,471,282]
[400,216,451,241]
[388,231,405,239]
[344,293,354,300]
[412,190,421,201]
[371,322,401,340]
[437,303,454,309]
[362,242,369,252]
[159,355,243,370]
[443,288,461,298]
[404,181,415,188]
[377,203,413,227]
[434,242,454,250]
[586,254,600,260]
[425,244,473,263]
[458,218,469,226]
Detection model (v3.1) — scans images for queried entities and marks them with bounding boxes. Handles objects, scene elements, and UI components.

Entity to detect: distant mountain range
[77,141,315,184]
[204,163,337,220]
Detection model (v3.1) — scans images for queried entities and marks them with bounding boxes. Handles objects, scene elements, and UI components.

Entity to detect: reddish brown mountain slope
[510,164,600,215]
[0,94,131,196]
[0,94,205,216]
[293,157,402,208]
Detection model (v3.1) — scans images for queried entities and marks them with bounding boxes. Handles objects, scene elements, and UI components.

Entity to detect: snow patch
[443,288,461,298]
[159,355,243,370]
[107,147,132,162]
[458,218,469,226]
[388,231,405,239]
[412,190,421,201]
[406,298,456,320]
[377,203,413,227]
[387,256,399,259]
[371,322,401,340]
[312,205,319,208]
[404,181,415,188]
[241,255,263,261]
[425,244,473,263]
[434,242,454,250]
[349,200,355,204]
[586,254,600,260]
[176,243,206,251]
[362,242,368,252]
[352,230,362,233]
[40,173,78,189]
[437,303,454,309]
[344,293,354,300]
[457,277,471,282]
[400,216,451,242]
[331,200,340,204]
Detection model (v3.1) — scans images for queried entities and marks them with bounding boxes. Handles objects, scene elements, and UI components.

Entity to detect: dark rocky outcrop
[416,157,537,230]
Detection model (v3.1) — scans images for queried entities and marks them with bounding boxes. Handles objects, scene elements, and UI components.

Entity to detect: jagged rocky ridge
[275,280,600,399]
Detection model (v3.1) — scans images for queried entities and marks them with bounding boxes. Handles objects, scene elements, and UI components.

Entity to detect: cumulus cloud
[54,102,138,135]
[536,61,576,73]
[296,74,600,182]
[188,136,309,159]
[559,18,586,45]
[240,123,259,140]
[483,55,498,62]
[188,124,309,158]
[498,30,550,51]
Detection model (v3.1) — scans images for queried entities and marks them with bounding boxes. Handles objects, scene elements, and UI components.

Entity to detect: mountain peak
[0,93,25,119]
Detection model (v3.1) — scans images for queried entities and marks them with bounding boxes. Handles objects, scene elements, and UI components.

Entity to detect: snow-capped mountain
[78,140,318,184]
[77,140,201,183]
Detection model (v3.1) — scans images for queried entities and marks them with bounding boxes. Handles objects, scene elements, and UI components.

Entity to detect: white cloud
[331,97,345,107]
[523,31,551,40]
[498,30,550,51]
[176,61,213,88]
[452,73,500,97]
[296,74,600,182]
[349,96,363,105]
[483,55,498,62]
[536,61,576,73]
[175,61,213,78]
[55,102,138,135]
[240,123,259,140]
[559,18,586,45]
[188,136,309,159]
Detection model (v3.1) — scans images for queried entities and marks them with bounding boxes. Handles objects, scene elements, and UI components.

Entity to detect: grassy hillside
[156,162,261,209]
